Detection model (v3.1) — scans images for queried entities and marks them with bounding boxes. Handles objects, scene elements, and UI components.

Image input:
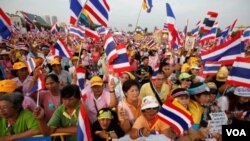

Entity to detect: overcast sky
[1,0,250,31]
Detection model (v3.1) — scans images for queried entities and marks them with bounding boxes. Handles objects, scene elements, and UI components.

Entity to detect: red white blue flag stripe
[0,8,11,40]
[69,25,85,39]
[200,11,218,33]
[203,61,221,75]
[155,102,193,136]
[112,44,131,74]
[26,58,36,74]
[69,0,84,25]
[227,57,250,88]
[104,34,118,64]
[77,102,92,141]
[201,32,245,65]
[51,38,73,58]
[84,0,110,27]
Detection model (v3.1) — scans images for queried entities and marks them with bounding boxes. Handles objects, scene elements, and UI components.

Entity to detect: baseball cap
[234,87,250,97]
[188,82,210,95]
[13,62,27,70]
[216,66,229,82]
[0,80,17,93]
[90,76,103,87]
[178,73,192,81]
[141,96,159,110]
[50,59,61,66]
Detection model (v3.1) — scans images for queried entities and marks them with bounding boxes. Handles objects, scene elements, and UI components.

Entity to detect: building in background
[43,15,51,26]
[51,16,58,24]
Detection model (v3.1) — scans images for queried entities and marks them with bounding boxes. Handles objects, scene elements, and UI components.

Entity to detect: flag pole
[134,3,143,32]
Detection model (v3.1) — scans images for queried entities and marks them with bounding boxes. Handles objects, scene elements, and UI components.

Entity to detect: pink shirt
[12,76,33,96]
[39,90,61,122]
[85,89,110,123]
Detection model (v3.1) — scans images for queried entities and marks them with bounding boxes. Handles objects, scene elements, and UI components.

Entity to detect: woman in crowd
[0,50,12,79]
[117,79,141,133]
[12,62,33,95]
[187,82,210,130]
[129,96,174,140]
[173,72,192,90]
[33,84,81,141]
[92,108,125,141]
[0,92,40,140]
[226,87,250,126]
[38,74,61,122]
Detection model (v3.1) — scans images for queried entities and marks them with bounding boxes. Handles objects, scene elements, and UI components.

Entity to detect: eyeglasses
[181,79,191,82]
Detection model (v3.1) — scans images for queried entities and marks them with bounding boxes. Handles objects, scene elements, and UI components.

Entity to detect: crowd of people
[0,30,250,141]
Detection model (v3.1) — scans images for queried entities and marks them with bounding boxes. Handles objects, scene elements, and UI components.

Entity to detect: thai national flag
[151,63,160,80]
[80,25,100,41]
[77,102,92,141]
[20,11,34,26]
[76,66,88,100]
[203,61,221,75]
[28,69,45,95]
[83,0,110,27]
[201,32,245,65]
[69,0,84,25]
[0,8,11,40]
[242,26,250,42]
[142,0,153,13]
[112,44,131,74]
[68,25,85,39]
[50,38,73,59]
[50,23,59,34]
[199,23,218,44]
[227,57,250,88]
[147,39,156,48]
[104,34,118,64]
[26,58,37,74]
[200,11,218,33]
[96,26,108,35]
[162,23,168,32]
[166,3,180,49]
[191,20,201,37]
[152,102,193,136]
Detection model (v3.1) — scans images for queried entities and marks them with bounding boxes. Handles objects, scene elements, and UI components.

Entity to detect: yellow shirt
[188,99,203,124]
[139,82,170,103]
[133,115,169,132]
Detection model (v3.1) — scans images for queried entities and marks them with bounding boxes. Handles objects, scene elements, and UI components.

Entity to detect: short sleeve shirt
[0,110,39,136]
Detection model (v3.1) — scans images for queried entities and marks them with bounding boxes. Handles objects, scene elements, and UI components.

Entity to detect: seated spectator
[118,80,141,133]
[85,75,117,124]
[0,79,36,111]
[33,84,80,141]
[92,108,125,141]
[129,96,173,139]
[0,92,40,140]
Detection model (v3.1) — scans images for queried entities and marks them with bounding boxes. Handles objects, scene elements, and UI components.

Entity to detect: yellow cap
[181,63,190,73]
[90,76,103,87]
[13,62,27,70]
[123,71,135,80]
[50,59,61,66]
[0,80,17,93]
[98,109,113,119]
[71,56,79,61]
[216,66,229,82]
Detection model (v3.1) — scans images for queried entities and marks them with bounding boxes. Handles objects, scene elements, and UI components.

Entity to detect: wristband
[138,128,143,137]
